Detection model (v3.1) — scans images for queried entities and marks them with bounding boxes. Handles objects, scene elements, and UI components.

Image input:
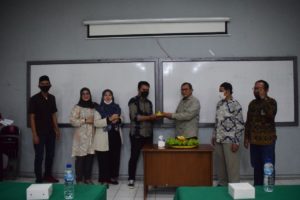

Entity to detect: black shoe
[43,176,59,183]
[110,178,119,185]
[128,180,135,189]
[101,182,109,189]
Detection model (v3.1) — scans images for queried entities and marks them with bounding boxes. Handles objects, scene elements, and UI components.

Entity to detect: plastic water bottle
[264,159,274,192]
[64,163,74,199]
[158,135,165,149]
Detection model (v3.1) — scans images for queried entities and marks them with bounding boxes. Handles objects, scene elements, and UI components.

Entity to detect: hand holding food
[156,111,163,116]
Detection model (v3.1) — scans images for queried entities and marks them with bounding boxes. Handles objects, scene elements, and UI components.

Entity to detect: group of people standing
[212,80,277,187]
[29,76,122,187]
[28,75,277,189]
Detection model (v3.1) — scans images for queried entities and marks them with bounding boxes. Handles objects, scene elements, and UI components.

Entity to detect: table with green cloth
[0,181,106,200]
[174,185,300,200]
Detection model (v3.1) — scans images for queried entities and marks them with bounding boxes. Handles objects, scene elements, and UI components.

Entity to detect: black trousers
[250,143,276,185]
[108,130,121,179]
[33,133,55,182]
[75,154,94,181]
[96,151,110,182]
[128,135,152,180]
[0,152,3,181]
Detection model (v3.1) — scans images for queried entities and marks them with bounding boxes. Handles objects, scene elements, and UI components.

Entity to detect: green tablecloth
[0,182,106,200]
[174,185,300,200]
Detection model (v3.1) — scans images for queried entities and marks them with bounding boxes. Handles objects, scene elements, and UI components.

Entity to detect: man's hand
[51,113,60,140]
[162,112,172,119]
[244,138,249,149]
[211,136,216,146]
[148,114,157,121]
[136,114,156,121]
[33,134,40,144]
[231,143,239,152]
[54,128,61,140]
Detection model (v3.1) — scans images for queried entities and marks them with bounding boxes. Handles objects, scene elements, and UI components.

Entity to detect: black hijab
[96,89,121,117]
[77,87,95,108]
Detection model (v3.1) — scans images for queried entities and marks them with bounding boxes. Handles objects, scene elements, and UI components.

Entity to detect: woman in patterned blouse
[69,87,96,184]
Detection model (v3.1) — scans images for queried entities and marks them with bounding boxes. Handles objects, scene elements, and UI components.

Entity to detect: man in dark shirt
[127,81,157,188]
[29,75,60,183]
[244,80,277,185]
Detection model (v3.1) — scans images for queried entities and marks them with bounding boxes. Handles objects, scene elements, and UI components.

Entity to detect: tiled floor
[10,177,300,200]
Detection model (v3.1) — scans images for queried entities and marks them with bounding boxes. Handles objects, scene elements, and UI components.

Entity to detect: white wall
[1,0,300,179]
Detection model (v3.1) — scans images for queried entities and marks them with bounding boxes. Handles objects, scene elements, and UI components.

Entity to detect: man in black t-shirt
[29,75,60,183]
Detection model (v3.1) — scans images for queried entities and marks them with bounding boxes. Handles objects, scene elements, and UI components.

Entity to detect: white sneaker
[128,180,135,189]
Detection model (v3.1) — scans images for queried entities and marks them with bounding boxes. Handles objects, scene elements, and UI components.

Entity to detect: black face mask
[141,91,149,98]
[40,85,51,93]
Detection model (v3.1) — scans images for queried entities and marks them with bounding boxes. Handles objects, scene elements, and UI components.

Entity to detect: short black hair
[138,81,150,89]
[256,80,269,91]
[220,82,233,94]
[39,75,50,83]
[181,82,193,90]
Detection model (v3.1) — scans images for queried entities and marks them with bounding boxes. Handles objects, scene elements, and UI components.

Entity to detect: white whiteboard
[162,59,297,125]
[29,61,156,125]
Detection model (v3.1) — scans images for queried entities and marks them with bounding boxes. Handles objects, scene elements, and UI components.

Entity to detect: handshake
[136,111,173,121]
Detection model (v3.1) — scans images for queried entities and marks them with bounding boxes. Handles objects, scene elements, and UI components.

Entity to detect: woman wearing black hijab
[98,89,122,184]
[94,89,122,186]
[70,87,95,184]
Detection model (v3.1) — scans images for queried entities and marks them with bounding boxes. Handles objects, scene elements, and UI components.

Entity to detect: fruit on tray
[166,136,199,146]
[176,135,186,141]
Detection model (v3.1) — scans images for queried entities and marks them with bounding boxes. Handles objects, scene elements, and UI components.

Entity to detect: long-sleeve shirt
[128,96,153,138]
[69,105,95,156]
[172,95,200,137]
[214,98,244,144]
[93,110,110,152]
[244,96,277,145]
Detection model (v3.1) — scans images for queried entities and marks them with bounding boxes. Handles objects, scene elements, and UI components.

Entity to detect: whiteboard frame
[158,57,298,127]
[27,59,159,127]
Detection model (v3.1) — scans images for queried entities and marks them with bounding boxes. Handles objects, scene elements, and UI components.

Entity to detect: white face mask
[219,92,226,100]
[104,100,112,105]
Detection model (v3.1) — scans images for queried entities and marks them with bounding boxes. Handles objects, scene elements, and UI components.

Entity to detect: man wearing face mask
[163,82,200,137]
[127,81,156,188]
[211,82,244,186]
[29,75,60,183]
[244,80,277,186]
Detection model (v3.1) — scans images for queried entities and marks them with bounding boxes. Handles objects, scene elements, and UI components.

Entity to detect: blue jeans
[250,143,276,185]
